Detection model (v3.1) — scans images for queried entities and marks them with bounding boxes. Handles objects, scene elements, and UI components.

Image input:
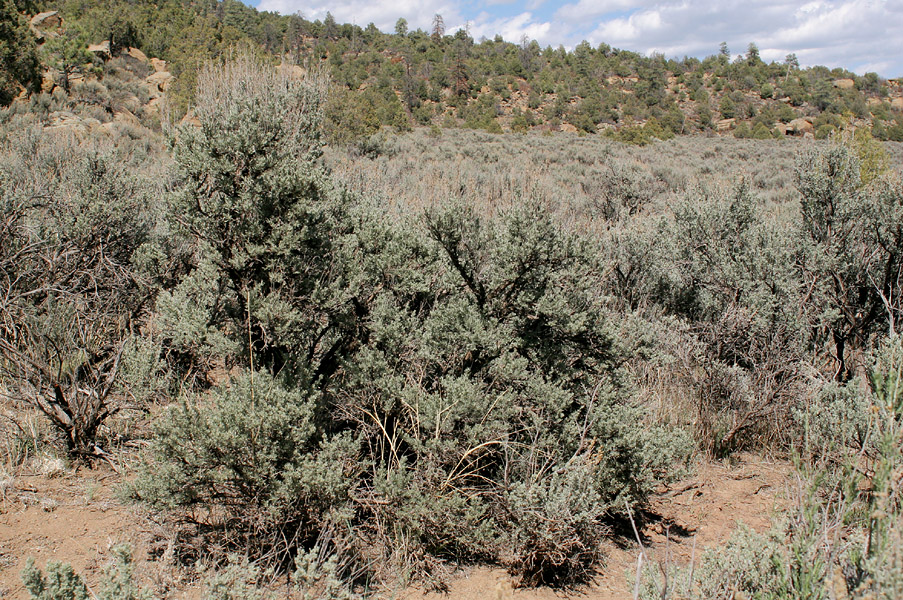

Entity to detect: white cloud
[257,0,461,31]
[469,12,555,45]
[555,0,646,23]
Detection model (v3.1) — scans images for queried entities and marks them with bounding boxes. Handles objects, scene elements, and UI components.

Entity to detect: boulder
[276,63,306,80]
[146,71,175,93]
[31,11,62,29]
[41,70,58,93]
[833,78,855,90]
[30,11,61,40]
[114,110,141,128]
[716,118,735,132]
[126,47,149,63]
[88,40,111,59]
[45,110,86,134]
[180,109,201,128]
[144,96,164,118]
[559,123,578,133]
[788,118,814,136]
[149,58,167,73]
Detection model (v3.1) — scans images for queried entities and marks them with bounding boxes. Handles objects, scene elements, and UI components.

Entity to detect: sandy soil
[0,454,790,600]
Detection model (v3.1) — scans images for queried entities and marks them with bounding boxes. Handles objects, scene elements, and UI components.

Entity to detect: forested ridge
[4,0,903,144]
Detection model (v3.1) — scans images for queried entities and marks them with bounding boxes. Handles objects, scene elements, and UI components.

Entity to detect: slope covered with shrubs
[4,0,903,144]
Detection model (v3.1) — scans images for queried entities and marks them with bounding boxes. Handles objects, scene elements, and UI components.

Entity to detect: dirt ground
[0,454,791,600]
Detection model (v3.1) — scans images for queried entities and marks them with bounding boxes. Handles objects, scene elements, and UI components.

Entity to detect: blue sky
[246,0,903,78]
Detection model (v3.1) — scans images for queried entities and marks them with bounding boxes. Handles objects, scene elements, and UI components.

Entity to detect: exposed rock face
[788,118,814,136]
[276,63,306,80]
[45,111,87,134]
[716,118,735,132]
[149,58,167,73]
[126,47,149,63]
[145,71,175,95]
[180,109,201,128]
[559,123,578,133]
[30,11,62,40]
[891,98,903,111]
[88,40,111,59]
[833,78,855,90]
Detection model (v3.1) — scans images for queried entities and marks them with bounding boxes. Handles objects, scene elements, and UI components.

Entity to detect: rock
[145,96,165,118]
[31,11,62,29]
[41,70,58,93]
[114,110,141,127]
[789,118,814,135]
[88,40,111,59]
[716,118,735,132]
[833,78,855,90]
[146,71,175,93]
[891,98,903,111]
[276,63,306,80]
[30,11,62,40]
[775,123,790,135]
[180,109,201,128]
[149,58,167,73]
[559,123,578,133]
[45,111,86,134]
[126,47,149,63]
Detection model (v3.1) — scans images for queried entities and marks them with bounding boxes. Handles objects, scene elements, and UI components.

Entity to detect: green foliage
[22,559,89,600]
[99,545,154,600]
[0,0,40,105]
[132,370,353,562]
[796,144,903,380]
[135,56,690,585]
[164,54,349,379]
[23,545,153,600]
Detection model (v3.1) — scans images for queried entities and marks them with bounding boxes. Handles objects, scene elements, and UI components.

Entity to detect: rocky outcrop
[276,63,306,80]
[180,109,201,128]
[788,118,814,136]
[716,118,735,132]
[45,111,101,135]
[145,71,175,97]
[88,41,111,59]
[30,11,62,41]
[833,78,855,90]
[149,58,167,73]
[126,47,149,63]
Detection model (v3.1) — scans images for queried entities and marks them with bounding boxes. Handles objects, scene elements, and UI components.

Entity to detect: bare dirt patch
[396,453,791,600]
[0,453,789,599]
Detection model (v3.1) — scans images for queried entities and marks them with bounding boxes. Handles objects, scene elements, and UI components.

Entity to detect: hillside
[3,0,903,144]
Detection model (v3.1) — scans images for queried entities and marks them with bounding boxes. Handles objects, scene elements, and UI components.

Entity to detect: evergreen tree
[0,0,40,106]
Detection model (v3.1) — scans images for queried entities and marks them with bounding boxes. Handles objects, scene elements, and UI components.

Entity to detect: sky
[246,0,903,78]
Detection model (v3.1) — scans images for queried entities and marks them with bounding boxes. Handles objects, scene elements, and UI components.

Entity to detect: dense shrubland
[2,43,903,599]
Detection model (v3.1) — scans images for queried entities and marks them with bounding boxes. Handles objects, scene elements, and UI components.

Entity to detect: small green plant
[22,545,154,600]
[21,559,89,600]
